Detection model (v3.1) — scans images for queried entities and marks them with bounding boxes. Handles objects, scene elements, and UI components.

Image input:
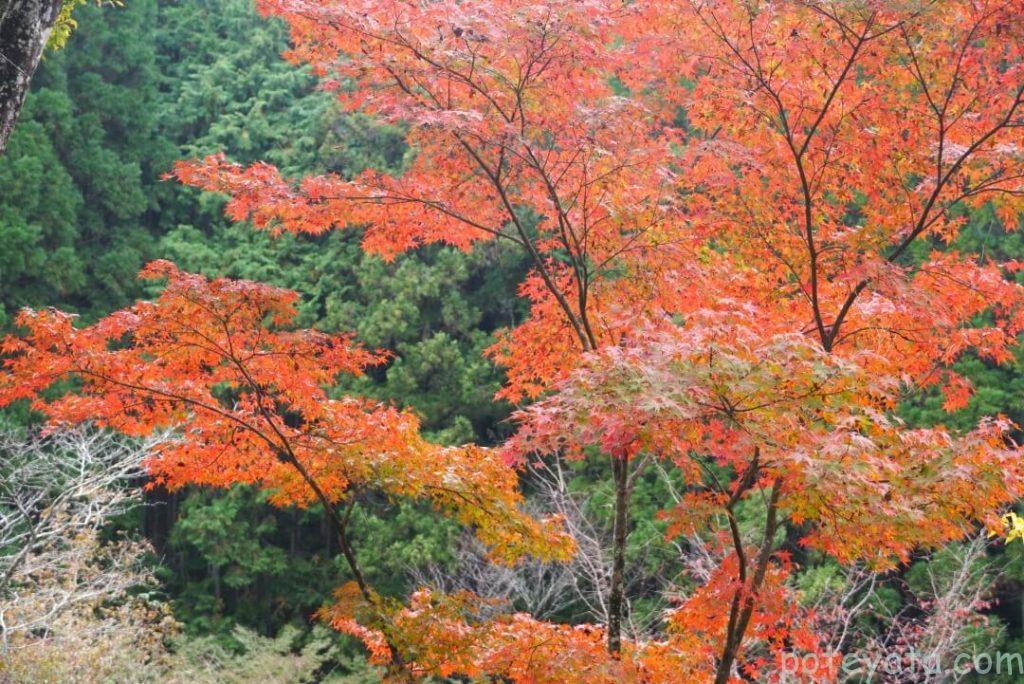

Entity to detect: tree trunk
[0,0,62,154]
[211,562,221,602]
[607,454,629,655]
[715,479,782,684]
[142,484,176,555]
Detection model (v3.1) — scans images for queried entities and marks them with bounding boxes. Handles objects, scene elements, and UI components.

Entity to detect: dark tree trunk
[715,479,782,684]
[142,483,177,555]
[0,0,62,153]
[607,454,629,655]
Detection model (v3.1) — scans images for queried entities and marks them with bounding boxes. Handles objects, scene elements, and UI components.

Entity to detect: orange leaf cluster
[509,318,1024,568]
[0,262,571,563]
[320,584,743,683]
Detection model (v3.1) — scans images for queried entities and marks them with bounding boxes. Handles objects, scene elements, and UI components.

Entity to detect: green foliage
[166,488,314,634]
[154,0,337,174]
[165,488,462,639]
[0,111,84,328]
[347,501,461,596]
[0,0,166,323]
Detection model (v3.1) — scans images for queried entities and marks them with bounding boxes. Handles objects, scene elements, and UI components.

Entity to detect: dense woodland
[2,0,1024,681]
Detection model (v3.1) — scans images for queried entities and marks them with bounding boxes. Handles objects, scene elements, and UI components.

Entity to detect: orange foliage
[321,586,618,683]
[320,583,757,683]
[8,0,1024,680]
[509,319,1024,568]
[0,262,571,564]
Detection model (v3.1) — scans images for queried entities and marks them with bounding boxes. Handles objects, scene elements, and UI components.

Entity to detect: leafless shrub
[804,534,1000,683]
[0,529,177,682]
[0,426,173,663]
[411,457,715,640]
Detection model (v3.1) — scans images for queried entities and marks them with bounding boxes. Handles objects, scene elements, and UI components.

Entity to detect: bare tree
[411,457,712,641]
[804,534,1000,683]
[409,532,577,621]
[0,528,172,679]
[0,426,167,653]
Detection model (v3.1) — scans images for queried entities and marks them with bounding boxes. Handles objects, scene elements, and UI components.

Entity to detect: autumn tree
[170,0,681,657]
[6,0,1024,680]
[646,4,1024,675]
[166,0,1024,669]
[0,261,571,677]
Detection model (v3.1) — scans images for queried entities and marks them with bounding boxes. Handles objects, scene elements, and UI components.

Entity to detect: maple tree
[5,0,1024,681]
[0,260,571,676]
[643,5,1024,673]
[170,0,681,658]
